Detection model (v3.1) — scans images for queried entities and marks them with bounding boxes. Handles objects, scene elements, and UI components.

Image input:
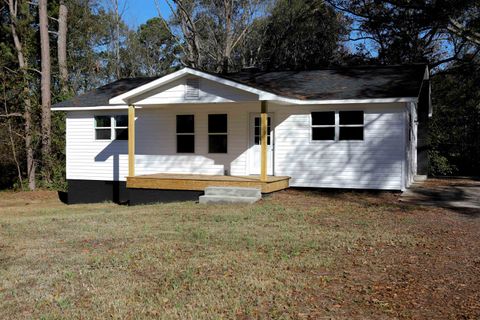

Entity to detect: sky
[114,0,169,29]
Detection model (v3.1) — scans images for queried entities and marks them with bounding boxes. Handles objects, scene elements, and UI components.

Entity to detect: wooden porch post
[128,105,135,177]
[260,100,268,182]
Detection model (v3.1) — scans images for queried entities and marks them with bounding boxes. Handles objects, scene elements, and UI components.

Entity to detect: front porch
[126,173,290,193]
[125,99,290,194]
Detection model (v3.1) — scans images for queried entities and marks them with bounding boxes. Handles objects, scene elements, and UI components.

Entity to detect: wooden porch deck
[126,173,290,193]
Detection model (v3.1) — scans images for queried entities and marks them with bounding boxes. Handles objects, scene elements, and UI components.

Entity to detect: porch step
[204,186,261,198]
[199,195,260,204]
[199,186,262,204]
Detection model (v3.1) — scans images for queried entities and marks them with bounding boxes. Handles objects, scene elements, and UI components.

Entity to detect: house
[52,65,431,204]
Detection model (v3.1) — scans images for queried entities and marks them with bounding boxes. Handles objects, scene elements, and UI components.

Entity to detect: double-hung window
[208,114,227,153]
[339,111,364,140]
[95,116,112,140]
[114,115,128,140]
[311,111,335,140]
[94,115,128,140]
[176,115,195,153]
[311,111,364,141]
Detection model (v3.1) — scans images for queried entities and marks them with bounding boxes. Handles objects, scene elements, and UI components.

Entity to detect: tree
[39,0,52,182]
[429,60,480,176]
[120,17,179,77]
[165,0,266,72]
[326,0,480,67]
[57,0,68,95]
[258,0,346,71]
[5,0,36,190]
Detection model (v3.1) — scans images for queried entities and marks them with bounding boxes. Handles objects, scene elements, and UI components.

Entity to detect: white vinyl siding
[65,104,254,181]
[66,102,409,190]
[132,76,258,105]
[274,103,406,190]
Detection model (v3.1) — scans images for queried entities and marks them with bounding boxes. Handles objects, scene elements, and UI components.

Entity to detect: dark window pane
[208,114,227,133]
[177,135,195,153]
[254,117,260,126]
[209,134,227,153]
[254,126,259,136]
[339,111,364,125]
[267,136,271,145]
[114,115,128,127]
[312,112,334,125]
[339,127,363,140]
[96,129,111,140]
[115,128,128,140]
[254,136,260,145]
[312,127,335,140]
[176,115,194,133]
[95,116,111,127]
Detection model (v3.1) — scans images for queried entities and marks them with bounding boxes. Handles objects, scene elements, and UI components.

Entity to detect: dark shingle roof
[53,64,427,108]
[53,77,158,108]
[221,64,427,100]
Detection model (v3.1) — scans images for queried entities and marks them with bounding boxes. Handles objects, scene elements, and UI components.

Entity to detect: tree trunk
[7,0,36,190]
[2,85,24,190]
[58,0,68,95]
[221,0,232,74]
[39,0,52,182]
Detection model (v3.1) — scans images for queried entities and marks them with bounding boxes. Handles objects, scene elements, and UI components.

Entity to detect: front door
[248,113,274,175]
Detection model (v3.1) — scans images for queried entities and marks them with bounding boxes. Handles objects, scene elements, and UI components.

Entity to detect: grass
[0,189,479,319]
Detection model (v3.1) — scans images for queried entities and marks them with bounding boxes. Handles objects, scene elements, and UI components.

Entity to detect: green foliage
[259,0,346,70]
[429,61,480,176]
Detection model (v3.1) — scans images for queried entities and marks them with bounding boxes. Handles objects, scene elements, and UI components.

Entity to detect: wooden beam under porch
[126,173,290,194]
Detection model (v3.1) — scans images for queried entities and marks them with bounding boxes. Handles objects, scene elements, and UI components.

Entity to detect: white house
[52,65,431,204]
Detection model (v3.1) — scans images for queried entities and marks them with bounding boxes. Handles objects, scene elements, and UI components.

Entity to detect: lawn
[0,188,479,319]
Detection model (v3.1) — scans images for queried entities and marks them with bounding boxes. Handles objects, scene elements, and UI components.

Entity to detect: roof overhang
[51,105,129,111]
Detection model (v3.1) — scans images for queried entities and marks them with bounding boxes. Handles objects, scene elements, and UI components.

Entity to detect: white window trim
[94,115,113,141]
[176,114,195,154]
[94,115,128,141]
[310,111,336,142]
[208,113,228,154]
[310,111,364,142]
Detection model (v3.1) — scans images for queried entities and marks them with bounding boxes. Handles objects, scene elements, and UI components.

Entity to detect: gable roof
[52,64,428,109]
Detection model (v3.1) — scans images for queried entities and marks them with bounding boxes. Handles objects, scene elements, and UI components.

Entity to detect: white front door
[248,113,274,175]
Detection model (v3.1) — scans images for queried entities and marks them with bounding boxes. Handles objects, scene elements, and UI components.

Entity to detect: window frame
[176,114,195,153]
[94,115,128,141]
[208,113,228,154]
[113,115,128,141]
[310,110,364,142]
[338,111,364,141]
[94,115,113,141]
[310,111,336,141]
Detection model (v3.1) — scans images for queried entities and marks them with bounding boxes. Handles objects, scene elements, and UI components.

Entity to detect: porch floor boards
[126,173,290,193]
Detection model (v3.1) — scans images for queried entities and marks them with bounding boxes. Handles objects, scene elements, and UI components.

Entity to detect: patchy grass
[0,188,479,319]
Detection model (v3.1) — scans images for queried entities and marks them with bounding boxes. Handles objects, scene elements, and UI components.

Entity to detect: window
[114,115,128,140]
[254,117,271,145]
[311,111,364,141]
[94,115,128,140]
[208,114,227,153]
[95,116,111,140]
[311,111,335,140]
[339,111,363,140]
[176,115,195,153]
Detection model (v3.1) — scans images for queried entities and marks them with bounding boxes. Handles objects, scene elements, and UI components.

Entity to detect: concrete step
[204,186,261,198]
[199,195,260,204]
[414,175,428,182]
